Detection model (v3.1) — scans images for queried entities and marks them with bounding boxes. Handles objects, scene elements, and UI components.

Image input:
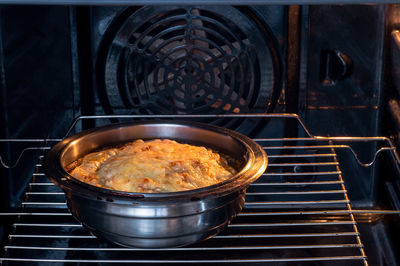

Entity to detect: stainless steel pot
[44,121,267,248]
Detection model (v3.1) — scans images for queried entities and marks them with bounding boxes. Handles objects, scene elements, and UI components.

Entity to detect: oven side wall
[0,6,75,210]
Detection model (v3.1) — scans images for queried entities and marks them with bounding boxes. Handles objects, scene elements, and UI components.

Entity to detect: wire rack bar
[262,171,342,176]
[28,182,55,185]
[8,232,361,238]
[30,180,346,186]
[8,235,96,239]
[0,113,398,168]
[244,200,350,205]
[13,223,83,227]
[246,190,346,195]
[268,153,337,158]
[269,162,339,166]
[0,213,72,216]
[251,181,344,185]
[25,192,66,195]
[227,221,356,227]
[0,256,368,264]
[3,244,364,251]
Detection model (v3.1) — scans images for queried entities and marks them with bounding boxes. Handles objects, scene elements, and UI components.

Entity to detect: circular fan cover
[97,6,280,128]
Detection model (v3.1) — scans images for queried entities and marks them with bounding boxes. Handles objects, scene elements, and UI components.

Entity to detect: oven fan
[96,6,281,133]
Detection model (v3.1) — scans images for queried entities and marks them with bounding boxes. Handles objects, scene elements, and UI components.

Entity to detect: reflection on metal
[392,30,400,50]
[391,30,400,97]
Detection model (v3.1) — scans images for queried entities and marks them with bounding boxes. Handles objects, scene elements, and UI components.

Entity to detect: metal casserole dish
[44,121,267,248]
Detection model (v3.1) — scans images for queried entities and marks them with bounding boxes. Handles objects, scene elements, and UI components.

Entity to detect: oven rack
[0,114,399,169]
[0,113,399,265]
[1,137,369,264]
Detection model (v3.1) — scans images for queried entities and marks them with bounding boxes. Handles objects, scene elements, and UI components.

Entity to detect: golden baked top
[67,139,237,193]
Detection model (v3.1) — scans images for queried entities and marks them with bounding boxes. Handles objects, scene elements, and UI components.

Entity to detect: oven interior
[0,4,400,265]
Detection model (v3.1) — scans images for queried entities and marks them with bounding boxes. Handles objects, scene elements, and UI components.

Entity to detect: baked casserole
[67,139,237,193]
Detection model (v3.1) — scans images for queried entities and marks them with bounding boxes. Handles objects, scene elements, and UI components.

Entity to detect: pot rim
[44,120,267,200]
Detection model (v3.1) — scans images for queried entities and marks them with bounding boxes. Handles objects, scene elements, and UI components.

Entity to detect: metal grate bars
[1,138,368,265]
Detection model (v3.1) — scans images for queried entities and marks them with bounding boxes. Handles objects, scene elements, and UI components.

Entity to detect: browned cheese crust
[67,139,237,193]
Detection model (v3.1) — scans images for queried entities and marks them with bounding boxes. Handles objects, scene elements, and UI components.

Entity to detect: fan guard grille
[96,6,280,129]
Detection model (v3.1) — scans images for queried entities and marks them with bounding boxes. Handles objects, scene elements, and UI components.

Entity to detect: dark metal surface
[286,5,300,115]
[0,6,74,139]
[76,7,96,129]
[285,5,301,140]
[43,121,267,248]
[0,9,10,211]
[302,5,387,207]
[0,6,75,211]
[304,5,385,137]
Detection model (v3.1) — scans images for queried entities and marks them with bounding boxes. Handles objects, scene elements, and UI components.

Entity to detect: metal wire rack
[1,113,400,265]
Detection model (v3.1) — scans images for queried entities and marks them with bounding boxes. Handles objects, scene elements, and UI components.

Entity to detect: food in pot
[66,139,237,193]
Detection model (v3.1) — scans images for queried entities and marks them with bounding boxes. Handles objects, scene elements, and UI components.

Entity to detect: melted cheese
[68,139,236,193]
